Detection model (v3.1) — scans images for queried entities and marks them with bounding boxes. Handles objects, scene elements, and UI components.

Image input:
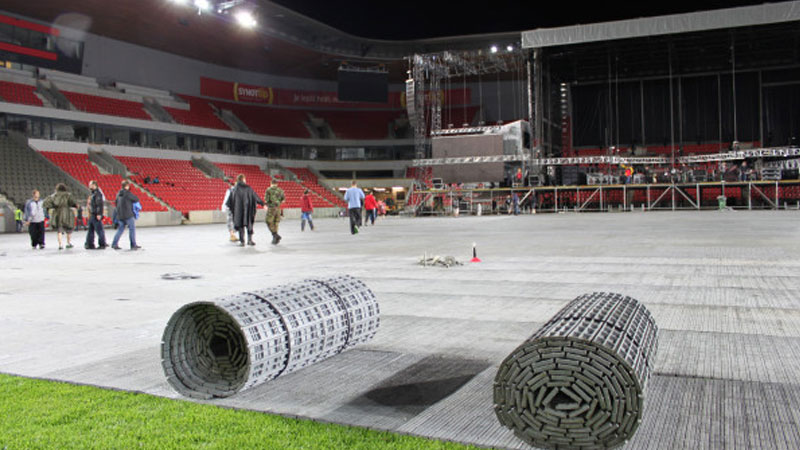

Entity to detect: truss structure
[408,49,526,159]
[412,146,800,167]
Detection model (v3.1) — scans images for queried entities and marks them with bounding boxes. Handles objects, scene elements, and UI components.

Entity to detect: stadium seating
[215,163,334,208]
[208,100,311,138]
[214,163,271,201]
[313,110,403,140]
[61,91,152,121]
[0,81,43,107]
[165,95,231,130]
[116,156,227,215]
[39,151,167,213]
[286,167,345,208]
[0,137,89,207]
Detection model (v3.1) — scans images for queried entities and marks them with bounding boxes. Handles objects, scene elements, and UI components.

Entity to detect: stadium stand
[0,81,44,107]
[208,100,311,138]
[214,163,271,200]
[286,167,345,207]
[60,91,152,121]
[275,181,307,208]
[115,157,227,215]
[39,151,167,212]
[0,135,89,206]
[165,95,231,130]
[313,110,402,140]
[214,162,333,208]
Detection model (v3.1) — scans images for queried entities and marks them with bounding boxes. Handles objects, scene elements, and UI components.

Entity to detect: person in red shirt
[300,189,314,231]
[364,190,378,226]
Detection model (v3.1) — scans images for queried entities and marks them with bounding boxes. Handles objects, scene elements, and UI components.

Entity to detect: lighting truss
[412,146,800,167]
[408,47,526,160]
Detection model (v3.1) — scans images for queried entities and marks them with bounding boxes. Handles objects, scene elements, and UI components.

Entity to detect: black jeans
[348,208,361,234]
[28,221,45,247]
[237,224,254,243]
[85,215,107,247]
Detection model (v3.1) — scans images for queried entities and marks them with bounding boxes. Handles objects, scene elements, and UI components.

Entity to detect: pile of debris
[418,254,463,268]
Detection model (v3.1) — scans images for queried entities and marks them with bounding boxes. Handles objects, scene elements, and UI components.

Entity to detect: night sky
[269,0,774,40]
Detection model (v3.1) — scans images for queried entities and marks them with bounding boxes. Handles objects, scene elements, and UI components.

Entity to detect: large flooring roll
[161,275,380,399]
[494,292,658,449]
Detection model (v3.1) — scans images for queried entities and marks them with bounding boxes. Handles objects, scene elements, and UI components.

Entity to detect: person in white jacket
[221,180,237,242]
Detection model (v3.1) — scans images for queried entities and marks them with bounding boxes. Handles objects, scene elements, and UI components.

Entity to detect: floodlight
[194,0,212,12]
[490,45,498,53]
[506,45,514,52]
[234,10,257,28]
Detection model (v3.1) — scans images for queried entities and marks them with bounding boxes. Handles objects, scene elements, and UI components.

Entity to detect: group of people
[18,175,384,251]
[222,177,382,243]
[222,175,286,246]
[343,181,380,235]
[19,180,141,251]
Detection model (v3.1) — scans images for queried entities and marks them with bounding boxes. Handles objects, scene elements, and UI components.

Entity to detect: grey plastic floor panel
[2,211,800,449]
[656,331,800,384]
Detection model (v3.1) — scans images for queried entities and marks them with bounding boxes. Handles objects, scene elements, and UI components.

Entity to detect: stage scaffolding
[410,180,800,216]
[407,48,529,160]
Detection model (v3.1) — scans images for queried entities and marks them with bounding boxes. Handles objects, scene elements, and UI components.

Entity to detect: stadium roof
[522,1,800,48]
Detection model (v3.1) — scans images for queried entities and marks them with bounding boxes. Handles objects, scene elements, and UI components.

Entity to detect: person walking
[344,180,365,235]
[111,180,141,250]
[84,180,108,249]
[226,174,264,246]
[512,191,520,215]
[75,205,84,231]
[300,188,314,231]
[221,180,238,242]
[43,183,78,250]
[364,190,377,226]
[23,190,46,249]
[14,205,23,232]
[264,179,285,245]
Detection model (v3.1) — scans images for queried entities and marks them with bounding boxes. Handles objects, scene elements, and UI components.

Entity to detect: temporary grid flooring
[1,210,800,449]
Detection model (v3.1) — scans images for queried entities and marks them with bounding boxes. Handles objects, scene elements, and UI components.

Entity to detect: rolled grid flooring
[2,210,800,449]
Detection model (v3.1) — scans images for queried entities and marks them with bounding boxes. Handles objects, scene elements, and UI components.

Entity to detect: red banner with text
[200,77,470,109]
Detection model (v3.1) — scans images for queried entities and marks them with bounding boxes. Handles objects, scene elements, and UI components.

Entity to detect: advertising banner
[200,77,470,108]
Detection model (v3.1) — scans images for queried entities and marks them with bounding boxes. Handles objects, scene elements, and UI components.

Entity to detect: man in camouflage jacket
[264,179,285,245]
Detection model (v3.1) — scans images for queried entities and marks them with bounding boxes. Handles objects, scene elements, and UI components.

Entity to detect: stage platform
[1,211,800,449]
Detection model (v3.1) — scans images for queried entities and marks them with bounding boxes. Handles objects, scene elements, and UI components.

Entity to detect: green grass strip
[0,373,478,450]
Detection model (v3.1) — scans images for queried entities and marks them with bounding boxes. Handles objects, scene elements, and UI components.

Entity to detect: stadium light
[234,10,257,28]
[506,45,514,52]
[490,45,498,54]
[194,0,212,12]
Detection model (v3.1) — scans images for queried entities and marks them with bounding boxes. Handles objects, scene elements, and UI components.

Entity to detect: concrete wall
[80,33,336,96]
[136,211,183,227]
[28,139,90,154]
[324,178,410,189]
[189,207,341,225]
[0,203,14,233]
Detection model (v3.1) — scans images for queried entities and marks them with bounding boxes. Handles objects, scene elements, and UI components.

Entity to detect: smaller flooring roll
[494,292,658,449]
[161,275,380,399]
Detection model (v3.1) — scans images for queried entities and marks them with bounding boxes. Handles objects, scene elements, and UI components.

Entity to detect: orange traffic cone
[470,242,482,263]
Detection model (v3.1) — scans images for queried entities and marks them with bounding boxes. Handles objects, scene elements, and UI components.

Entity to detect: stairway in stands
[115,156,228,215]
[286,167,346,208]
[39,151,167,212]
[0,135,89,206]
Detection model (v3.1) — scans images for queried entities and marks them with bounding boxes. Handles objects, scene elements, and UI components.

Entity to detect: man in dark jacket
[84,180,108,249]
[227,174,264,246]
[111,180,141,250]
